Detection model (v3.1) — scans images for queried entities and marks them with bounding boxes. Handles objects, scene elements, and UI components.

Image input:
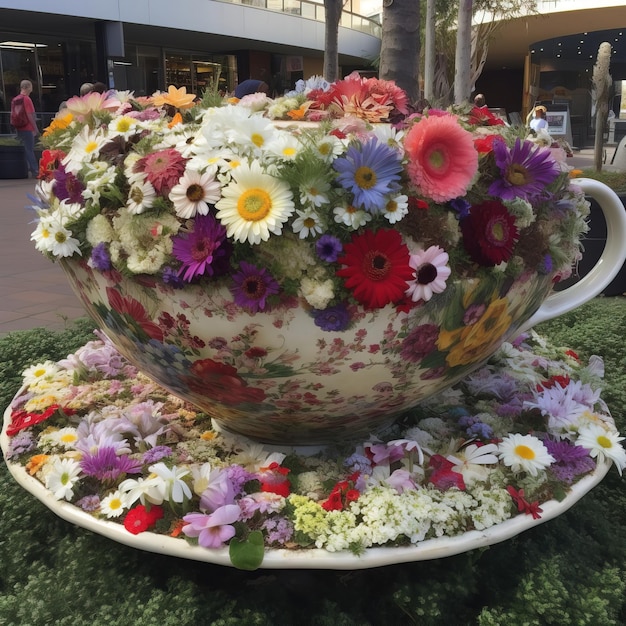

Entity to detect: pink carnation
[135,148,187,196]
[404,115,479,202]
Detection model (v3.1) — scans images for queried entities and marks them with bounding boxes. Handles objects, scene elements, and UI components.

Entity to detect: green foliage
[1,299,626,624]
[576,169,626,193]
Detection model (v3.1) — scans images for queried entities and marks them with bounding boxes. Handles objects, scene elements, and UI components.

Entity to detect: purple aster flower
[261,516,294,545]
[231,261,280,313]
[226,464,255,494]
[488,138,560,201]
[316,234,343,262]
[458,414,494,440]
[172,213,230,282]
[544,438,596,485]
[449,197,471,219]
[143,445,173,464]
[162,266,186,288]
[6,430,36,459]
[333,139,402,213]
[76,494,101,512]
[90,243,112,271]
[182,504,241,548]
[53,165,86,204]
[344,452,372,474]
[312,303,351,331]
[80,446,143,481]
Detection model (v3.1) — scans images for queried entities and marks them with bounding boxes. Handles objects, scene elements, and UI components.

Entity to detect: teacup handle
[519,178,626,332]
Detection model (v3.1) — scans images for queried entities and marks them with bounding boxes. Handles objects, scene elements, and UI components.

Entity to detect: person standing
[11,79,39,177]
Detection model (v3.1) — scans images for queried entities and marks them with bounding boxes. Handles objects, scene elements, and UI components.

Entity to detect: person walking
[11,79,39,177]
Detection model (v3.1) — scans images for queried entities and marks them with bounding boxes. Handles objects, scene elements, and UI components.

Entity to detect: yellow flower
[43,113,74,137]
[438,297,512,368]
[152,85,196,110]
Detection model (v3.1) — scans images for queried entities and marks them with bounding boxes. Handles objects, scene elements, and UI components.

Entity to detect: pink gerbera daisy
[404,115,479,203]
[135,148,188,196]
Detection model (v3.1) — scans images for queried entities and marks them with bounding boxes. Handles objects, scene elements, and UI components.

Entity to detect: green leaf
[229,530,265,571]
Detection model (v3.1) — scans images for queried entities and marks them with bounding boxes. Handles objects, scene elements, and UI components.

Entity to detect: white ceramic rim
[1,393,612,570]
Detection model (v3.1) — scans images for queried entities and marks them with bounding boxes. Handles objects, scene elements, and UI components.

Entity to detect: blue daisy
[333,139,403,213]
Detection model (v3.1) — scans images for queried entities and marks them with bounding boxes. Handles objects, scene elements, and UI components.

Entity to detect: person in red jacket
[11,79,39,177]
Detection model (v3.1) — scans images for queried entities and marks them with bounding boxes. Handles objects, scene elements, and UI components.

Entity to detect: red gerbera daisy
[336,228,413,309]
[460,201,519,266]
[135,148,187,195]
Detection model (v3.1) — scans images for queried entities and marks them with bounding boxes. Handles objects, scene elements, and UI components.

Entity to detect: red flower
[106,287,164,341]
[537,374,570,391]
[38,149,66,181]
[337,228,413,309]
[506,486,543,520]
[468,106,506,127]
[473,135,503,155]
[460,201,519,266]
[259,461,291,497]
[187,358,266,404]
[124,504,164,535]
[408,196,429,210]
[321,473,361,511]
[6,404,62,437]
[135,147,187,195]
[428,454,466,491]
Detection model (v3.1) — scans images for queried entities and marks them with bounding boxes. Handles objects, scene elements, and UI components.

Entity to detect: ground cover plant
[0,299,625,625]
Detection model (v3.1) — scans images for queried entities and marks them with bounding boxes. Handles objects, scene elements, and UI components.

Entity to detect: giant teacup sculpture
[5,78,625,569]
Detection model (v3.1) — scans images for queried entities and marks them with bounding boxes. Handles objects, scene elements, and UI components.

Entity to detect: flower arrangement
[3,330,624,568]
[31,72,588,326]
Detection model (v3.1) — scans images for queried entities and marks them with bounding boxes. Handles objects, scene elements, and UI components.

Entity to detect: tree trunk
[379,0,420,102]
[454,0,473,105]
[423,0,436,103]
[324,0,344,83]
[593,42,612,172]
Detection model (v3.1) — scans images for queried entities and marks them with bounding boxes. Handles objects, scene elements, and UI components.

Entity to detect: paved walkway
[0,146,620,336]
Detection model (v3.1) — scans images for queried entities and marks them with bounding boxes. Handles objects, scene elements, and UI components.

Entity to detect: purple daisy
[90,242,112,271]
[316,234,343,262]
[312,303,351,331]
[544,438,596,484]
[172,213,230,282]
[230,261,280,312]
[80,446,143,481]
[488,138,560,201]
[333,139,403,213]
[53,165,86,204]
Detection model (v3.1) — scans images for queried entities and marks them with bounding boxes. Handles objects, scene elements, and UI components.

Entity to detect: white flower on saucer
[149,462,192,503]
[576,424,626,475]
[45,457,82,500]
[100,490,130,518]
[497,434,555,476]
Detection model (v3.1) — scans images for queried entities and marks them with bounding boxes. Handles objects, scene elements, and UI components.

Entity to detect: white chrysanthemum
[22,360,61,386]
[215,160,295,244]
[497,433,555,476]
[61,125,108,174]
[45,457,82,500]
[383,193,409,224]
[169,167,221,218]
[299,277,335,309]
[292,209,324,239]
[576,424,626,475]
[126,178,157,214]
[86,213,115,245]
[100,490,130,518]
[333,203,372,229]
[265,132,303,161]
[48,221,82,257]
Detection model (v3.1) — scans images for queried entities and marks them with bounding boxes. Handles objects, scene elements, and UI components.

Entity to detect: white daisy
[107,115,139,139]
[61,125,108,174]
[100,490,130,518]
[45,457,82,500]
[215,160,295,244]
[292,209,324,239]
[265,133,303,162]
[576,424,626,475]
[226,113,276,155]
[47,221,82,257]
[22,360,61,385]
[312,134,344,162]
[40,427,79,450]
[383,193,409,224]
[333,202,372,229]
[126,178,157,214]
[497,433,555,476]
[169,167,222,219]
[300,176,331,208]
